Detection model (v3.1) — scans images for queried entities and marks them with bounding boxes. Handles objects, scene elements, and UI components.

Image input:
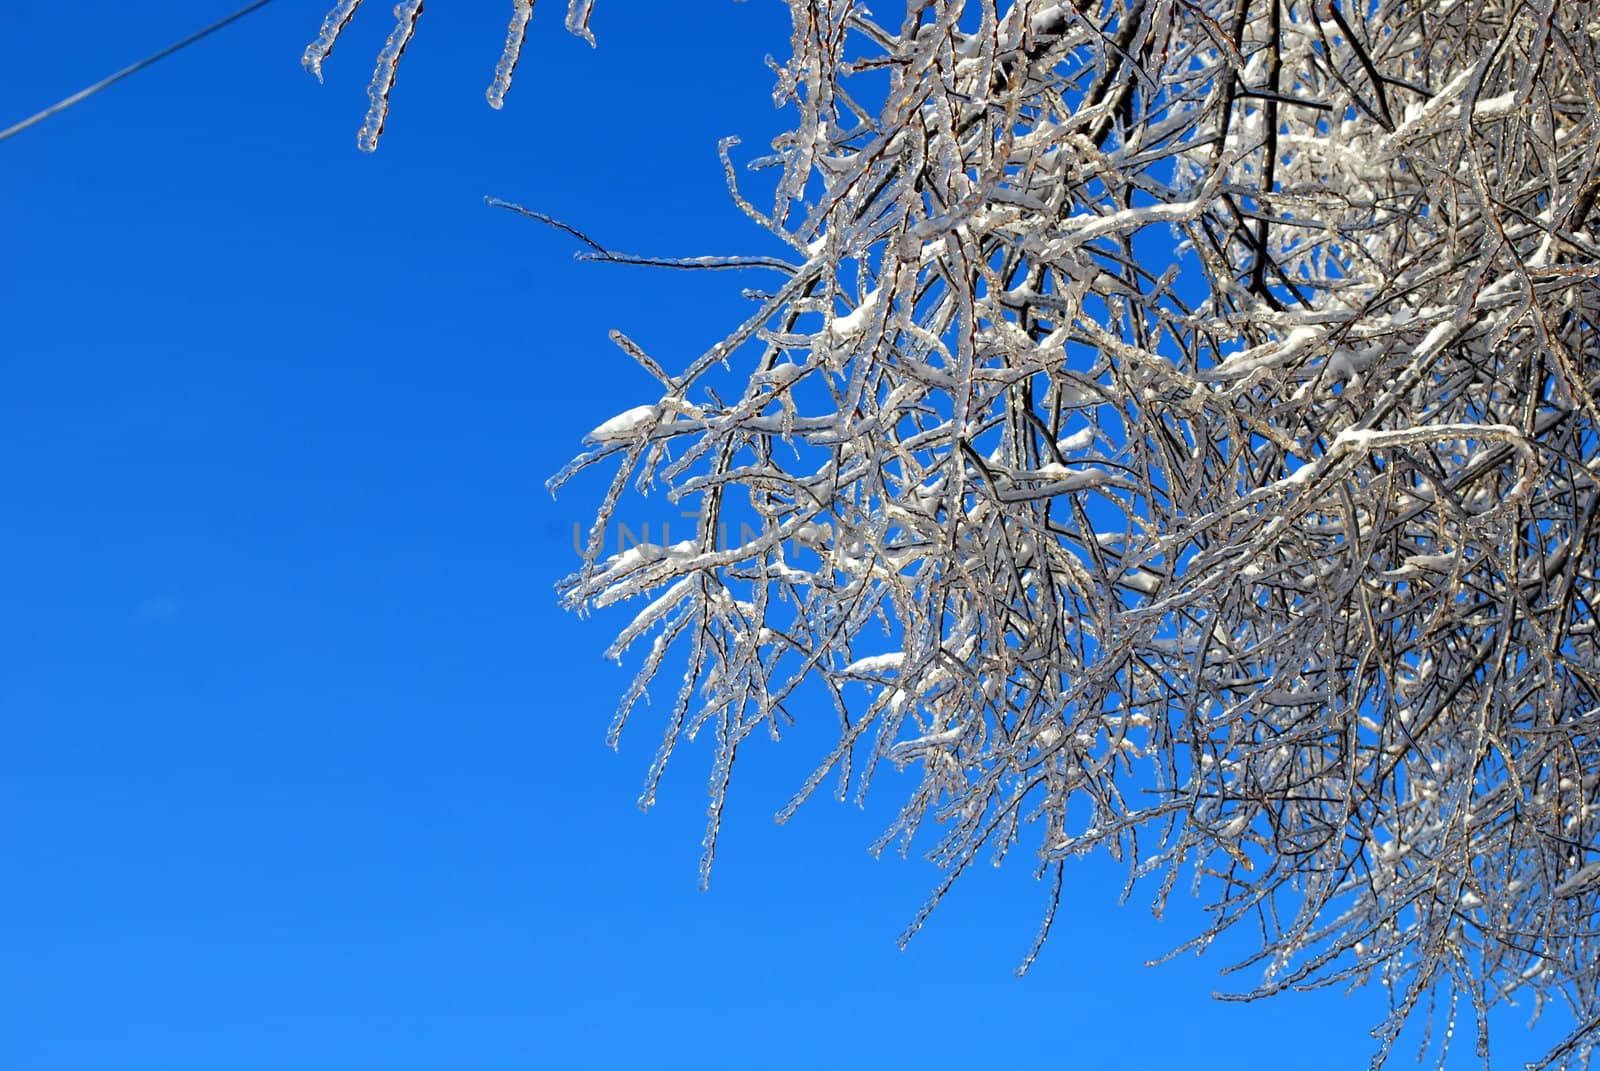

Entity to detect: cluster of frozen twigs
[309,1,1600,1066]
[300,0,596,149]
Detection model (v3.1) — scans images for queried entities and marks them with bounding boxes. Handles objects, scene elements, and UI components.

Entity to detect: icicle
[302,0,366,83]
[486,0,535,110]
[565,0,596,46]
[357,0,425,153]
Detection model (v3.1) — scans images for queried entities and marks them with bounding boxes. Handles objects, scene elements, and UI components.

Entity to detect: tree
[307,1,1600,1065]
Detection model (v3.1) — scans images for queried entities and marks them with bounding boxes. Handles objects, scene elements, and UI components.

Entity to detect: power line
[0,0,278,145]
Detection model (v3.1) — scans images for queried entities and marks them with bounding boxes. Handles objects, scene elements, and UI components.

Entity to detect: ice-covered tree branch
[307,1,1600,1065]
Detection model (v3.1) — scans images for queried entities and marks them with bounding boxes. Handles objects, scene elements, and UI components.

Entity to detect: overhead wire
[0,0,278,145]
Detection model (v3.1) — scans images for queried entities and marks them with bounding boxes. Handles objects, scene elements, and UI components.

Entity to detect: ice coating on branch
[454,0,1600,1062]
[302,0,365,83]
[306,0,603,144]
[565,0,596,46]
[486,0,535,111]
[356,0,424,153]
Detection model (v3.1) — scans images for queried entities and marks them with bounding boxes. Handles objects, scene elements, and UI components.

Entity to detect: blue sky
[0,4,1564,1068]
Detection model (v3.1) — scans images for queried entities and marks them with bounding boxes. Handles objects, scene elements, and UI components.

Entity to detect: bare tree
[308,1,1600,1065]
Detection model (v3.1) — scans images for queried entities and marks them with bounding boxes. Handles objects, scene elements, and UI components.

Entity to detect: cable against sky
[0,0,276,145]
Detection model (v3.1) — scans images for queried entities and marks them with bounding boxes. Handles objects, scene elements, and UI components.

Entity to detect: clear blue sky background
[0,4,1563,1068]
